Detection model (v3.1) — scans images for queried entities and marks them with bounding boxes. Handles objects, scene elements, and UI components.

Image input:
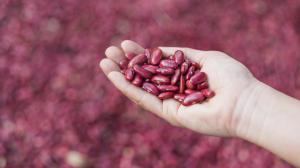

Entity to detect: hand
[99,40,258,137]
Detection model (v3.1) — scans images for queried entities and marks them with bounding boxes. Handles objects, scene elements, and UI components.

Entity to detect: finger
[105,46,125,63]
[159,47,207,63]
[99,58,120,75]
[121,40,144,54]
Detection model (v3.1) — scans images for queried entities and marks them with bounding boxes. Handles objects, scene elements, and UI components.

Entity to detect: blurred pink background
[0,0,300,167]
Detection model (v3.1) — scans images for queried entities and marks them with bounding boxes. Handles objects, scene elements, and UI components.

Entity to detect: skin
[100,40,300,167]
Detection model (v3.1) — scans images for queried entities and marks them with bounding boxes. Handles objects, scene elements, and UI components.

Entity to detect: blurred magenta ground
[0,0,300,167]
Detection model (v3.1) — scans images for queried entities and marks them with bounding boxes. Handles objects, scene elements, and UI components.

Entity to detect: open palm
[100,40,257,137]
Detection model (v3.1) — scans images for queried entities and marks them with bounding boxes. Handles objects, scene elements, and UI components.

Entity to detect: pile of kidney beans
[119,48,215,106]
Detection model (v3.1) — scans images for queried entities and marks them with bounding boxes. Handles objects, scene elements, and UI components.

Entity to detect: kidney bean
[133,65,152,78]
[132,75,143,87]
[158,92,174,100]
[119,59,129,69]
[174,50,184,65]
[142,65,158,74]
[125,68,135,81]
[180,62,189,74]
[186,80,195,89]
[150,48,162,65]
[179,75,185,93]
[169,55,174,60]
[185,66,196,80]
[125,53,136,60]
[174,94,186,102]
[151,75,170,85]
[128,54,147,68]
[171,69,181,85]
[156,67,175,75]
[197,81,209,90]
[144,49,151,61]
[182,92,205,106]
[185,89,197,95]
[190,71,207,85]
[191,61,200,69]
[159,59,178,69]
[157,85,179,92]
[142,82,159,96]
[201,89,215,98]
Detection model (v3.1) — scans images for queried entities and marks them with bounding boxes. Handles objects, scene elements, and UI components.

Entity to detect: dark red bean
[201,89,215,98]
[125,53,136,60]
[128,54,147,68]
[180,62,189,74]
[174,50,184,65]
[159,59,178,69]
[186,80,195,89]
[197,82,209,91]
[157,85,179,92]
[156,67,175,75]
[190,71,207,85]
[142,82,159,96]
[185,89,197,95]
[179,75,185,94]
[158,92,174,100]
[186,66,196,80]
[132,75,143,87]
[191,61,200,69]
[150,48,163,65]
[125,68,135,81]
[133,65,152,78]
[142,65,158,74]
[145,49,151,61]
[174,94,186,102]
[171,69,181,85]
[182,92,205,106]
[169,55,174,60]
[119,59,129,69]
[151,75,170,85]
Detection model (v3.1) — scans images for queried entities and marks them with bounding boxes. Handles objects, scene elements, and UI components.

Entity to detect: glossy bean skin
[159,60,178,69]
[174,50,184,65]
[180,62,189,74]
[190,71,207,85]
[185,66,196,80]
[144,49,151,61]
[157,85,179,92]
[125,53,136,60]
[158,92,174,100]
[156,67,175,75]
[125,68,135,81]
[182,92,205,106]
[169,55,175,60]
[150,48,163,65]
[133,65,152,79]
[142,65,158,74]
[202,89,215,98]
[197,82,209,91]
[128,54,147,68]
[179,75,185,94]
[171,69,181,85]
[184,89,197,95]
[151,75,170,85]
[186,80,195,90]
[174,94,186,102]
[119,59,129,69]
[142,82,159,96]
[132,75,143,87]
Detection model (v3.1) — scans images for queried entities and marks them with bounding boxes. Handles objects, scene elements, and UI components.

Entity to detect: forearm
[236,80,300,167]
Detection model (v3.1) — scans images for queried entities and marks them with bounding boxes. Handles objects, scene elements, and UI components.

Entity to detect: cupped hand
[100,40,258,137]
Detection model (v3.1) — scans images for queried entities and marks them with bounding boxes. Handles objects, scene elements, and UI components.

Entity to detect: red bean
[201,89,215,98]
[179,75,185,94]
[191,61,200,69]
[133,65,152,78]
[156,67,175,75]
[197,82,209,91]
[125,53,136,60]
[142,65,158,74]
[157,85,179,92]
[150,48,162,65]
[174,50,184,65]
[158,92,174,100]
[128,54,147,68]
[159,59,178,69]
[174,94,186,102]
[125,68,135,81]
[171,69,181,85]
[185,66,195,80]
[180,62,189,74]
[119,59,129,69]
[186,80,195,89]
[144,49,151,61]
[169,55,174,60]
[151,75,170,85]
[142,82,159,96]
[132,75,143,87]
[190,71,207,85]
[184,89,197,95]
[182,92,205,106]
